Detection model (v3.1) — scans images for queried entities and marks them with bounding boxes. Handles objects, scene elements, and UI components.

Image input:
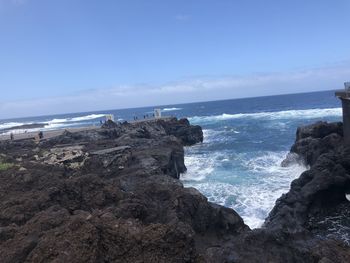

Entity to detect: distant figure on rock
[38,131,43,139]
[10,132,14,140]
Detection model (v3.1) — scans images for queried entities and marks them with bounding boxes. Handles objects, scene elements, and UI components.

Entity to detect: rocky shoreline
[0,118,349,262]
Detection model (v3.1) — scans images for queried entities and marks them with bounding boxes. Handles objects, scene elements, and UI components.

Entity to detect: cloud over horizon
[1,63,349,119]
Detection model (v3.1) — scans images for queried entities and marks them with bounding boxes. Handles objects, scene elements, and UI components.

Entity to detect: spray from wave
[182,150,307,228]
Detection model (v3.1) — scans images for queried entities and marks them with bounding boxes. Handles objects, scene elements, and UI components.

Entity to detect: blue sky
[0,0,350,118]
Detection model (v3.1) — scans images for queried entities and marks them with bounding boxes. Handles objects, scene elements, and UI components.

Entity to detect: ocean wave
[182,154,216,181]
[0,122,84,135]
[48,114,106,124]
[1,114,106,135]
[0,122,30,130]
[162,107,182,112]
[182,151,307,229]
[70,114,106,122]
[189,107,342,124]
[200,128,239,144]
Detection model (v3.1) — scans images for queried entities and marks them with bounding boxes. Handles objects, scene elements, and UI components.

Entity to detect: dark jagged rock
[295,121,343,141]
[101,119,122,129]
[266,122,350,242]
[285,121,343,166]
[1,118,349,262]
[156,118,203,146]
[0,118,246,262]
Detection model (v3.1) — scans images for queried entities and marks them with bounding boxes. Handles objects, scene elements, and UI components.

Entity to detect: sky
[0,0,350,119]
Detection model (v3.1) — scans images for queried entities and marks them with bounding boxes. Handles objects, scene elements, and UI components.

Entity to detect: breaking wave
[162,107,182,112]
[182,150,308,229]
[0,114,107,135]
[47,114,106,124]
[189,107,342,124]
[0,122,30,130]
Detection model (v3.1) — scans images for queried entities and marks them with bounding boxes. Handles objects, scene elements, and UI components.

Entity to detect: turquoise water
[0,90,342,227]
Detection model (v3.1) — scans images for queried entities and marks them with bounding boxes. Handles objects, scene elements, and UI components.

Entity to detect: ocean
[0,90,342,228]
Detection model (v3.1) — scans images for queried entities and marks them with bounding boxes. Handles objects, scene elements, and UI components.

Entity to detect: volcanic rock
[0,118,246,262]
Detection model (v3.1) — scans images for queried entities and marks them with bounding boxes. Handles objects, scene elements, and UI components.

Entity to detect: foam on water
[182,154,215,181]
[70,114,106,122]
[48,114,106,124]
[1,122,84,135]
[1,114,107,135]
[162,107,183,112]
[0,122,30,130]
[189,107,342,124]
[182,151,307,228]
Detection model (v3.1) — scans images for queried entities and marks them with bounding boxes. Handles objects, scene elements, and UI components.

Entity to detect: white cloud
[0,63,349,119]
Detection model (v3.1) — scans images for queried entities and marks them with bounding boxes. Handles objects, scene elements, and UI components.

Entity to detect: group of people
[133,113,155,121]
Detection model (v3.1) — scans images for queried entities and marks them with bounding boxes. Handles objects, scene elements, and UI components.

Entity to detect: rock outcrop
[0,118,245,263]
[266,121,350,241]
[0,118,349,262]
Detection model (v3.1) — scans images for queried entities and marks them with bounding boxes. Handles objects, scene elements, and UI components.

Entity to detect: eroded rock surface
[266,121,350,249]
[0,119,349,262]
[0,118,245,263]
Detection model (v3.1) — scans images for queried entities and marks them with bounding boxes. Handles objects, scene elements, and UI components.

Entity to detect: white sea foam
[182,151,307,229]
[0,122,82,135]
[162,107,182,112]
[0,122,29,130]
[1,114,106,135]
[182,154,216,181]
[48,118,68,124]
[201,129,231,144]
[189,107,342,124]
[70,114,106,122]
[48,114,106,124]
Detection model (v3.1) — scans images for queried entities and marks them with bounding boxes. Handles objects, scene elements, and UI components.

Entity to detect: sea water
[0,90,342,228]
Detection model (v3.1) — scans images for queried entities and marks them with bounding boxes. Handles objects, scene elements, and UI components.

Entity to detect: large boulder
[157,118,203,146]
[283,121,343,166]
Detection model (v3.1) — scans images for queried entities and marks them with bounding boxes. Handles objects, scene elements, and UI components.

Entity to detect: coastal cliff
[0,118,349,262]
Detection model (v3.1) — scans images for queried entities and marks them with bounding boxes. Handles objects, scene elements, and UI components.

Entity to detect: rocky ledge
[0,118,349,262]
[0,118,248,263]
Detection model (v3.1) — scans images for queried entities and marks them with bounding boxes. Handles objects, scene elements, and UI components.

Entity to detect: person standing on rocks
[10,132,14,140]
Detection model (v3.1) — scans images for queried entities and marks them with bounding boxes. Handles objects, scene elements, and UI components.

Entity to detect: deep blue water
[0,90,342,227]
